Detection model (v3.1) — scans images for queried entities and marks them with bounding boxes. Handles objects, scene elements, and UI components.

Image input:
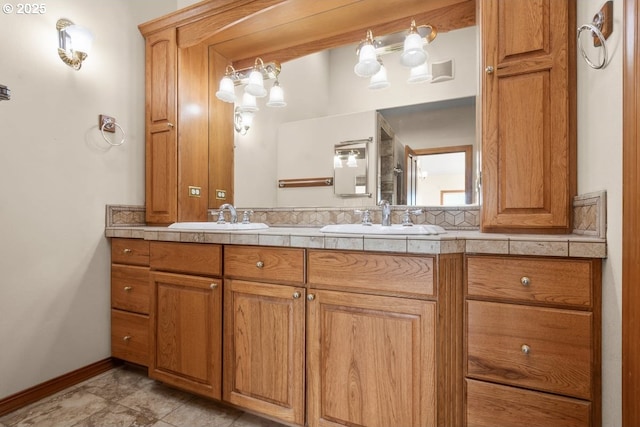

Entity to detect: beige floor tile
[117,380,193,420]
[161,396,241,427]
[77,364,154,402]
[71,403,157,427]
[231,412,287,427]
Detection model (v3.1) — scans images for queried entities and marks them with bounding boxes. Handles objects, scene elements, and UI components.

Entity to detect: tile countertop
[105,226,607,259]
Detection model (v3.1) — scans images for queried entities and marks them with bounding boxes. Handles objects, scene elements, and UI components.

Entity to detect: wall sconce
[57,18,93,70]
[354,19,437,89]
[216,58,286,134]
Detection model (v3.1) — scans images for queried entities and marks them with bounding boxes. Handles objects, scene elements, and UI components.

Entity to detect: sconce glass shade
[215,75,236,103]
[57,19,93,70]
[368,64,390,90]
[354,43,381,77]
[400,32,427,67]
[347,153,358,168]
[245,69,267,97]
[334,155,343,168]
[266,81,286,107]
[234,106,254,135]
[240,92,259,112]
[407,62,432,83]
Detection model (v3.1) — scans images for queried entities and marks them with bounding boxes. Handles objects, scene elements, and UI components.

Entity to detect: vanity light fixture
[355,19,437,89]
[215,58,286,134]
[56,18,93,70]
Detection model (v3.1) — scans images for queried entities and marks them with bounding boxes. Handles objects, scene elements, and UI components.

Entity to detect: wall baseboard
[0,357,120,417]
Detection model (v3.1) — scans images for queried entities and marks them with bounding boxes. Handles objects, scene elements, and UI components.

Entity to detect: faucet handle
[354,209,372,225]
[242,210,254,224]
[210,210,226,224]
[402,209,423,226]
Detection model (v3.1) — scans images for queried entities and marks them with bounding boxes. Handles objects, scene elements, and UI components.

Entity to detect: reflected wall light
[216,57,286,134]
[354,19,437,89]
[57,19,93,70]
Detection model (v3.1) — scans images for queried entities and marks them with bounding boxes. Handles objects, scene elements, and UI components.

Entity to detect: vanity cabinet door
[223,279,305,426]
[145,27,177,225]
[149,271,222,399]
[306,289,437,427]
[480,0,576,233]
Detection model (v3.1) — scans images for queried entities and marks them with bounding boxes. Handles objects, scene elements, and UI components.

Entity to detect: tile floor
[0,365,287,427]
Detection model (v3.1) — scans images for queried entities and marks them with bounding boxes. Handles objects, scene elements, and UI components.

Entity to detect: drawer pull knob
[520,276,531,286]
[123,335,132,342]
[210,283,218,289]
[256,261,264,269]
[124,286,132,292]
[307,294,315,301]
[293,292,301,299]
[485,65,495,74]
[521,344,531,355]
[123,248,132,254]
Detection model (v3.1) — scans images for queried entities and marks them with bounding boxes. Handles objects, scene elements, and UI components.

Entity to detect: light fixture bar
[356,24,437,57]
[229,60,281,86]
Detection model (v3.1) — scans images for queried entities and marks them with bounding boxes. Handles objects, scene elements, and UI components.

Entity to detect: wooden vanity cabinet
[110,238,151,366]
[223,246,306,426]
[306,250,462,427]
[464,255,602,427]
[480,0,577,233]
[149,242,223,399]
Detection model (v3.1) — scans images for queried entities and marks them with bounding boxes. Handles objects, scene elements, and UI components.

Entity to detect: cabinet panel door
[480,0,575,232]
[223,279,305,425]
[150,271,222,399]
[307,289,437,427]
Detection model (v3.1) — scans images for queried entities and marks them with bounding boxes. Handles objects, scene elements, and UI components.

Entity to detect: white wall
[577,1,623,426]
[0,0,175,399]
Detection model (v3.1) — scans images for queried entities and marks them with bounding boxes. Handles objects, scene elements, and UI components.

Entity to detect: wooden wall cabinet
[464,255,601,426]
[223,246,306,425]
[480,0,576,233]
[148,242,223,399]
[110,238,151,366]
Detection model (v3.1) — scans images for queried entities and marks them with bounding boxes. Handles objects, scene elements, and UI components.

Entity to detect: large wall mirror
[204,0,478,209]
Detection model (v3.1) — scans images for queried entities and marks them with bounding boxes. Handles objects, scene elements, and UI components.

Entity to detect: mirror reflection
[333,139,371,197]
[232,26,478,208]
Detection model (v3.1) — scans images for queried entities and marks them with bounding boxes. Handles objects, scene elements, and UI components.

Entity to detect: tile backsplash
[106,190,606,235]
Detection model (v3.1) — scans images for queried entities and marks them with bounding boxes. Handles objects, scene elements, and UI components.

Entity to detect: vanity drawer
[224,246,305,285]
[112,238,150,266]
[307,250,435,298]
[111,309,149,366]
[466,256,594,308]
[111,265,150,314]
[150,242,222,277]
[466,379,591,427]
[466,300,593,400]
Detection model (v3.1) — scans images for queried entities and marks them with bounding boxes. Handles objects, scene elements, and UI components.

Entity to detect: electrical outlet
[215,189,226,200]
[188,186,202,197]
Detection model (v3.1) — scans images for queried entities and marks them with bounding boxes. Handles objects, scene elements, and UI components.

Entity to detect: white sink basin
[319,224,446,235]
[168,222,269,231]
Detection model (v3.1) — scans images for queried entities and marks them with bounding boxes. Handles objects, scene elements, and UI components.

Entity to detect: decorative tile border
[106,190,606,234]
[573,190,606,238]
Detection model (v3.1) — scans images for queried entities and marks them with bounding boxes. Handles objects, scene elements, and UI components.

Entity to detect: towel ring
[578,22,608,69]
[101,120,126,146]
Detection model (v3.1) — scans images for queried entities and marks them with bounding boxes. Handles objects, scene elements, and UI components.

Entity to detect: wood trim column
[623,0,640,424]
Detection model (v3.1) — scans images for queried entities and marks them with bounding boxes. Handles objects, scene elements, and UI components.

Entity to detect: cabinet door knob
[123,248,132,254]
[123,335,132,342]
[167,122,175,128]
[521,344,531,355]
[485,65,495,74]
[256,261,264,269]
[520,276,531,286]
[210,283,218,289]
[293,292,301,299]
[307,294,315,301]
[124,286,132,292]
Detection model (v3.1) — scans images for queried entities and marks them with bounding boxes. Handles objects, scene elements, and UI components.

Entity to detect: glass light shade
[215,75,236,103]
[240,93,258,112]
[241,111,255,128]
[65,24,93,54]
[400,32,427,67]
[333,155,343,168]
[368,64,390,90]
[407,62,432,83]
[245,69,267,97]
[347,153,358,167]
[266,83,286,107]
[354,43,381,77]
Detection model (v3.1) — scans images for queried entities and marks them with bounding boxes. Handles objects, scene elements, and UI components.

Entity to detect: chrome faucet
[218,203,238,224]
[378,199,391,226]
